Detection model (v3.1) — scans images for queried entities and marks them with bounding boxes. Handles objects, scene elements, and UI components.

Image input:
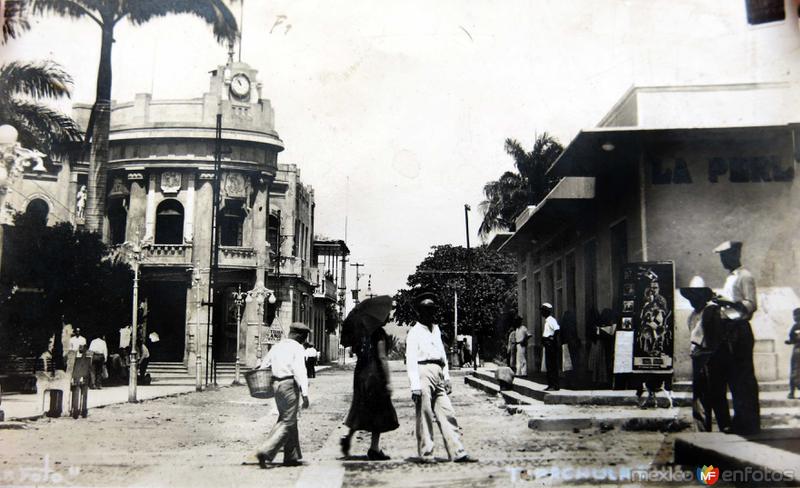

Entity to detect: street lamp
[245,280,276,361]
[231,284,247,385]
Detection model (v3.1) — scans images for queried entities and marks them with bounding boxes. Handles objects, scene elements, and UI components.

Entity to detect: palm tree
[479,133,564,237]
[0,61,83,154]
[3,0,30,43]
[30,0,239,234]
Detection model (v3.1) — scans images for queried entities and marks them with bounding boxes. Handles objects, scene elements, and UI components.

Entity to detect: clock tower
[208,43,263,106]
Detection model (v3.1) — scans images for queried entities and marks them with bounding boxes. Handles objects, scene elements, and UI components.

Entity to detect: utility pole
[464,204,477,371]
[350,262,364,305]
[205,113,223,387]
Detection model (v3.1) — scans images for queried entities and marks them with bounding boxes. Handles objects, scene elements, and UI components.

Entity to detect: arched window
[155,199,184,244]
[25,198,49,225]
[108,200,127,245]
[220,201,245,247]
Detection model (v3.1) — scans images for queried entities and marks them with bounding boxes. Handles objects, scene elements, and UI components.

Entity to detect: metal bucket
[244,369,274,399]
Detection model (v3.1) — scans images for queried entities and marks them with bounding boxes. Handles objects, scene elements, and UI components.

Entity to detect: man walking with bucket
[255,322,311,467]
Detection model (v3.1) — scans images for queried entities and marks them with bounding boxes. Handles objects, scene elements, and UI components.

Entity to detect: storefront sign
[651,156,794,184]
[619,261,675,373]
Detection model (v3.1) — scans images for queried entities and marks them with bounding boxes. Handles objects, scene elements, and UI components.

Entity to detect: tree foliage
[393,245,517,360]
[0,214,132,359]
[479,134,564,237]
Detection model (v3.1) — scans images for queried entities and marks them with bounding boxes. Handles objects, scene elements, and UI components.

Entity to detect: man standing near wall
[714,240,760,435]
[540,303,560,391]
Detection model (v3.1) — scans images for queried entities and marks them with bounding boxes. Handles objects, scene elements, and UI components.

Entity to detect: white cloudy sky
[2,0,797,296]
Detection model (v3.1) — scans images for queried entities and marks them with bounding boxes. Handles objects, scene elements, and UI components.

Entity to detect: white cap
[541,302,553,309]
[713,241,742,253]
[688,276,705,287]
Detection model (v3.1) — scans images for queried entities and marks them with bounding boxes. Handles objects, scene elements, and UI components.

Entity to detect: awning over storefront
[500,177,595,253]
[548,124,798,178]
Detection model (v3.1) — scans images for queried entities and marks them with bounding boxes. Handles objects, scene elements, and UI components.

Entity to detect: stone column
[126,173,147,241]
[184,172,195,243]
[144,173,157,240]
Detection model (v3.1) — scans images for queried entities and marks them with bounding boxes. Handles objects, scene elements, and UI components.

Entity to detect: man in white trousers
[405,290,477,464]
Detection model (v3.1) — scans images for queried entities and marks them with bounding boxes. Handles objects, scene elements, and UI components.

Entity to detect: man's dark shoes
[454,454,478,463]
[367,449,390,461]
[340,436,351,457]
[256,452,269,469]
[283,459,305,467]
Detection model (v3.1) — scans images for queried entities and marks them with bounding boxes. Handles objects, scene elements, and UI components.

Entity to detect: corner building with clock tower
[67,54,294,376]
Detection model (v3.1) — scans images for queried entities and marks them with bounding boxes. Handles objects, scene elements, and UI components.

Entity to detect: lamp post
[245,280,276,361]
[126,238,142,403]
[231,284,246,385]
[191,265,204,391]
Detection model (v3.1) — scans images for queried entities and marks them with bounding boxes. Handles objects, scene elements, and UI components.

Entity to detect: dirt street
[1,362,682,487]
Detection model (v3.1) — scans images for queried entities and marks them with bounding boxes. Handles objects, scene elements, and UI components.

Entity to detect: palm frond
[2,0,31,44]
[29,0,102,22]
[124,0,238,43]
[5,99,84,151]
[0,61,74,99]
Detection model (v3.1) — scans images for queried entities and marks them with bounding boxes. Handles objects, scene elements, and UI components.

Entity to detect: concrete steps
[465,369,797,408]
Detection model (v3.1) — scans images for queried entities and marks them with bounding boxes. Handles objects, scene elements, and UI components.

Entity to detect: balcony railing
[142,243,192,266]
[219,246,257,268]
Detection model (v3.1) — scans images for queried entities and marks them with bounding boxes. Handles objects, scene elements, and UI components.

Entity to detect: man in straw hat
[713,240,760,434]
[406,290,477,464]
[255,322,311,467]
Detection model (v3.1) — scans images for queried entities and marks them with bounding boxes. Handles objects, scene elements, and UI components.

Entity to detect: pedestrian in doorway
[513,316,529,376]
[406,290,477,464]
[540,304,560,391]
[88,334,108,389]
[69,327,87,353]
[506,328,516,370]
[255,322,310,468]
[786,308,800,399]
[340,316,398,460]
[304,342,318,379]
[119,324,132,367]
[714,240,760,434]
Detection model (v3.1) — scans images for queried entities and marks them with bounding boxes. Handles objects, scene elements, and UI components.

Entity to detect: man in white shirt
[714,240,760,435]
[68,327,87,353]
[88,335,108,389]
[304,343,319,378]
[540,303,560,391]
[406,291,476,464]
[256,322,311,468]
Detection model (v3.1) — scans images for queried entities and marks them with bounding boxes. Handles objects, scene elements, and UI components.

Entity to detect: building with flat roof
[502,81,800,382]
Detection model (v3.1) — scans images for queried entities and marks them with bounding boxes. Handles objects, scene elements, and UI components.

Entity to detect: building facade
[1,54,347,376]
[501,83,800,382]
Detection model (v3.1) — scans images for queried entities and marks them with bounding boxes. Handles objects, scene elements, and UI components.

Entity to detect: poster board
[619,261,675,373]
[613,331,634,373]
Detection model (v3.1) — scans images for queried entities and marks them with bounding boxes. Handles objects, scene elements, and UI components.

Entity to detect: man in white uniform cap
[713,240,760,435]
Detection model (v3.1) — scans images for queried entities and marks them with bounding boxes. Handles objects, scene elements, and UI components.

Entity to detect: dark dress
[344,328,399,433]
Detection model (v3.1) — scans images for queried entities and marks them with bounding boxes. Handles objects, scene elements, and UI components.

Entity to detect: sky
[2,0,796,297]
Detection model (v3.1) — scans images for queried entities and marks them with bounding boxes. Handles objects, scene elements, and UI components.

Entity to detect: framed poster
[620,261,675,373]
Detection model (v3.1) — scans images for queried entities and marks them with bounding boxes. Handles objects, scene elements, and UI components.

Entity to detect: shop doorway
[213,285,242,362]
[142,281,187,362]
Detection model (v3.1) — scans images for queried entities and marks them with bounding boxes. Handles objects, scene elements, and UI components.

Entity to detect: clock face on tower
[230,73,251,100]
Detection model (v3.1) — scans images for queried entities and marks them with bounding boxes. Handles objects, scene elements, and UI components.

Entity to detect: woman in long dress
[340,324,399,460]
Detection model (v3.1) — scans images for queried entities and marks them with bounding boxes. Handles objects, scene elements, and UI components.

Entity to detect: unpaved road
[1,363,682,487]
